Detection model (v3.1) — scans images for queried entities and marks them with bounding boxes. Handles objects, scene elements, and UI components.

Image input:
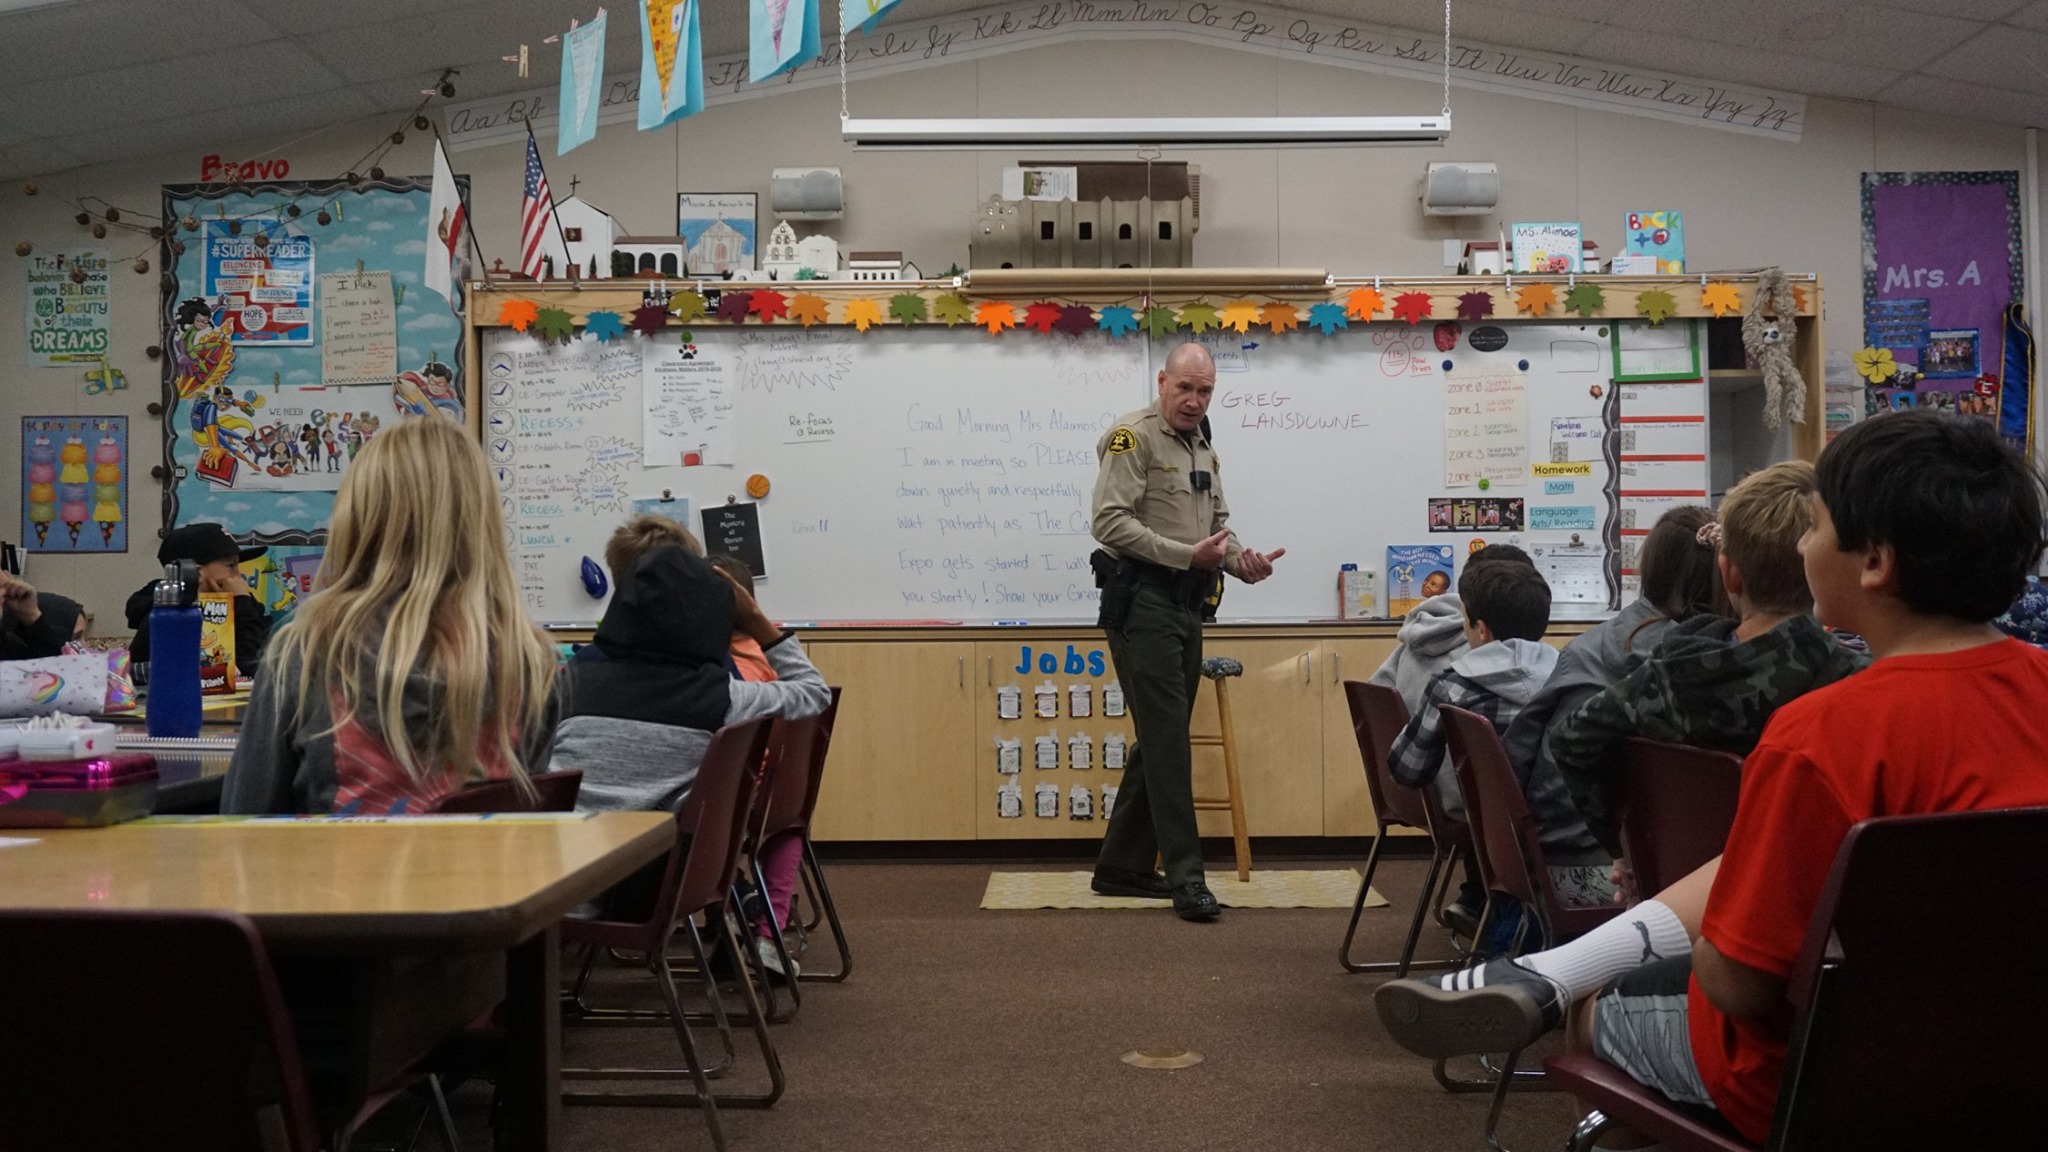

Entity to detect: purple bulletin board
[1861,171,2022,391]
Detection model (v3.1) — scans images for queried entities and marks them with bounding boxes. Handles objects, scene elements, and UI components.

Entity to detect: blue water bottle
[146,559,203,739]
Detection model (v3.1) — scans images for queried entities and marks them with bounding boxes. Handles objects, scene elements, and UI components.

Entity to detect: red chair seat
[1544,1054,1756,1152]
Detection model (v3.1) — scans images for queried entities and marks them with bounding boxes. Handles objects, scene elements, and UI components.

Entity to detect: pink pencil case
[0,752,158,828]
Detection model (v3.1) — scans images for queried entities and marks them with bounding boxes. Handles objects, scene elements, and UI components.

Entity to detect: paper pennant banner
[1455,290,1494,321]
[1514,282,1558,316]
[1344,286,1385,320]
[1179,301,1220,333]
[1564,282,1606,317]
[558,10,607,155]
[1701,281,1743,317]
[841,0,902,36]
[498,299,540,331]
[1636,289,1677,325]
[889,293,928,324]
[534,306,576,343]
[583,310,626,342]
[1022,301,1063,334]
[1054,305,1096,335]
[716,291,753,322]
[1219,300,1260,333]
[844,298,885,331]
[630,301,669,335]
[1139,305,1179,339]
[933,293,974,326]
[750,289,790,321]
[1260,301,1300,333]
[789,293,829,326]
[639,0,704,129]
[1097,305,1139,336]
[1392,291,1433,324]
[976,299,1018,334]
[1305,302,1349,334]
[752,0,819,82]
[669,290,709,323]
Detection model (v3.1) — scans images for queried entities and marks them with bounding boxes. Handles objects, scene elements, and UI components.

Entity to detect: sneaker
[1373,959,1566,1058]
[752,935,801,982]
[1091,865,1172,898]
[1171,880,1221,922]
[1441,898,1483,942]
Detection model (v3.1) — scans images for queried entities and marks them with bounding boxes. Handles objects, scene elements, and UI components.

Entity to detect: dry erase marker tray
[0,752,159,828]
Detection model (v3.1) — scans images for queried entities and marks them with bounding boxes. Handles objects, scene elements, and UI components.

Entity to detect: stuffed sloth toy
[1743,267,1807,430]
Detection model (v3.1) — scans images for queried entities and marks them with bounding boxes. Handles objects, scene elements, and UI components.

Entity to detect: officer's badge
[1106,427,1137,454]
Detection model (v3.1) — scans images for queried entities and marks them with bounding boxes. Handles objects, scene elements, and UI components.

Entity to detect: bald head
[1156,342,1217,433]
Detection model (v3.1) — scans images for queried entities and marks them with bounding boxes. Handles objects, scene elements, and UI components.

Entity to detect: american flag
[520,133,559,279]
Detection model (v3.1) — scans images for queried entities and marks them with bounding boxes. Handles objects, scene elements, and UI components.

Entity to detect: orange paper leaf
[1260,301,1301,333]
[843,298,885,332]
[1701,281,1743,318]
[789,293,830,327]
[1513,283,1558,316]
[1345,286,1385,320]
[976,300,1018,334]
[498,299,540,331]
[1219,300,1260,333]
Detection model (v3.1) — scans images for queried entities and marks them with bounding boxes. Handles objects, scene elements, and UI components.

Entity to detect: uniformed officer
[1088,342,1285,921]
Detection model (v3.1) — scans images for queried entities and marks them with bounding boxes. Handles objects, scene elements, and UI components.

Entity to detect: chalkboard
[484,321,1702,625]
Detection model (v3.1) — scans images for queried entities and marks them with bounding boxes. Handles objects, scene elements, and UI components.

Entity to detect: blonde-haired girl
[224,416,558,814]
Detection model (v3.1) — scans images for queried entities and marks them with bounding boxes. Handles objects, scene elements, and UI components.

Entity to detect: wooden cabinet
[1317,636,1402,838]
[1181,637,1326,837]
[807,641,977,841]
[974,638,1134,839]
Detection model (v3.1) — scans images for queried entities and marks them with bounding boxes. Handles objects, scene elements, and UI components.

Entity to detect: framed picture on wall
[677,193,757,276]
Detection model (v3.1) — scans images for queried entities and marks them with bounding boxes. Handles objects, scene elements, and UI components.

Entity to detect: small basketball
[745,473,771,499]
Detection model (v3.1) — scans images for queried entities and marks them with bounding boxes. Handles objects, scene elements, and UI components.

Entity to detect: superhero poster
[202,221,313,344]
[21,416,126,553]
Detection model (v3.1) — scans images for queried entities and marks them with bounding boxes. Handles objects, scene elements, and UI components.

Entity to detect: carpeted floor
[437,857,1577,1152]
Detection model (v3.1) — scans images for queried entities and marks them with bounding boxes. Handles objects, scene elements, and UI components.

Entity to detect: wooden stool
[1192,656,1252,882]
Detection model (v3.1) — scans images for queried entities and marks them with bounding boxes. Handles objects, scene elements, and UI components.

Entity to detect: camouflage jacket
[1551,614,1869,855]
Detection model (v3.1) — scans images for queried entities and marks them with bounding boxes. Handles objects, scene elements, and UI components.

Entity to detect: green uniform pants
[1098,582,1205,888]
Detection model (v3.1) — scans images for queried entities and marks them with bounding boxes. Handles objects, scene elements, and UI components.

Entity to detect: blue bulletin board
[157,177,470,547]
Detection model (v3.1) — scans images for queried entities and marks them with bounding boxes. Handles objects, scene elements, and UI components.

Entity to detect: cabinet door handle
[986,655,993,687]
[958,655,965,688]
[1303,651,1314,684]
[1332,651,1343,684]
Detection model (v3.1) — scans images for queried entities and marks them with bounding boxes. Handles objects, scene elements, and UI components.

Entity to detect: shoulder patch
[1106,426,1138,454]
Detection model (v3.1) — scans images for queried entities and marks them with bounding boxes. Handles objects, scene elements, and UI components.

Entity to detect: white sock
[1440,900,1691,1001]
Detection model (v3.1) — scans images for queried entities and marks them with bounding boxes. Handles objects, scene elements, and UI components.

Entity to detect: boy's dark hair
[1816,410,2046,622]
[706,552,756,593]
[1638,505,1727,621]
[1459,558,1551,642]
[1466,542,1534,570]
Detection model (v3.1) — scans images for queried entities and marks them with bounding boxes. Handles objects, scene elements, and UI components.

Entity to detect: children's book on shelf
[1386,545,1455,618]
[1623,210,1685,274]
[1510,222,1584,274]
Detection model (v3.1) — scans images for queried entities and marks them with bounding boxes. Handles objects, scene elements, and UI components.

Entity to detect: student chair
[1191,656,1253,881]
[1338,680,1466,975]
[792,687,854,984]
[1440,703,1625,1150]
[423,768,584,814]
[739,692,845,1019]
[1548,805,2048,1151]
[0,909,322,1152]
[560,716,780,1152]
[1615,738,1743,897]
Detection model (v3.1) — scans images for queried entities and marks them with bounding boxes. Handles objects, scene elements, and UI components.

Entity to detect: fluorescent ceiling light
[841,115,1450,150]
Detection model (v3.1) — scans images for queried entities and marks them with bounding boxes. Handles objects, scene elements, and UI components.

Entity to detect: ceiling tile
[2005,0,2048,29]
[0,0,281,86]
[1575,26,1894,101]
[0,115,36,146]
[296,11,550,84]
[232,0,483,36]
[0,139,86,182]
[0,40,350,132]
[1444,2,1610,56]
[1880,0,2027,19]
[60,119,219,169]
[1920,24,2048,83]
[1874,72,2048,126]
[1599,0,1980,72]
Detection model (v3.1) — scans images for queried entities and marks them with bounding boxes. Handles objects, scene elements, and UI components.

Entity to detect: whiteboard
[484,319,1656,626]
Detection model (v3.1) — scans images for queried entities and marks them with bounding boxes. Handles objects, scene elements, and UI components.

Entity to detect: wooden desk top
[0,813,672,954]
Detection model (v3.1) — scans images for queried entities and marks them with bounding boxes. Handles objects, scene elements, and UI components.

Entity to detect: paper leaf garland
[630,302,669,336]
[843,298,885,332]
[1098,305,1140,337]
[1054,305,1096,336]
[1306,302,1349,335]
[498,299,540,331]
[534,306,576,343]
[582,310,626,342]
[1220,300,1260,333]
[1701,281,1743,318]
[1139,305,1180,339]
[1854,346,1899,384]
[1392,291,1433,325]
[669,291,709,323]
[975,300,1017,335]
[1345,286,1385,320]
[750,289,790,322]
[888,293,928,325]
[716,291,753,323]
[1514,283,1558,316]
[1564,282,1606,317]
[1636,289,1678,325]
[933,293,975,327]
[1454,291,1494,321]
[1179,301,1221,333]
[1261,301,1301,334]
[789,293,829,326]
[1022,301,1063,335]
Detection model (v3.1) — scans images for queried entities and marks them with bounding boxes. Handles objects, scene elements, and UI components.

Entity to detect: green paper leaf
[1564,282,1606,317]
[933,293,975,327]
[889,293,929,324]
[1636,289,1677,325]
[534,306,576,343]
[669,291,709,324]
[1178,301,1220,333]
[1139,305,1180,340]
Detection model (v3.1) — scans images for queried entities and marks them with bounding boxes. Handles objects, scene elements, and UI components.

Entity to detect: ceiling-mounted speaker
[770,166,844,220]
[1421,161,1499,216]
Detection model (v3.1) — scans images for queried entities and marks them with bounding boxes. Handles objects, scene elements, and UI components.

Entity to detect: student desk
[0,812,672,1151]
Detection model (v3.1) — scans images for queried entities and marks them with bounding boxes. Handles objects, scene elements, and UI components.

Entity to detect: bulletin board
[156,177,470,548]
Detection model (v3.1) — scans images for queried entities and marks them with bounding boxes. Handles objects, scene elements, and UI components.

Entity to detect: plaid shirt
[1387,638,1556,822]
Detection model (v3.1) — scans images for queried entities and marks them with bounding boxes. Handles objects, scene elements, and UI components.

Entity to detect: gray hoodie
[1386,636,1559,824]
[1500,598,1674,859]
[1368,593,1470,717]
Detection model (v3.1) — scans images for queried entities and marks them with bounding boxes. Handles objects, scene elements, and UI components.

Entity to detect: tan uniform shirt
[1090,406,1243,576]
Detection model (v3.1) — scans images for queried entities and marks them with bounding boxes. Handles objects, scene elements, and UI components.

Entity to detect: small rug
[980,869,1386,910]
